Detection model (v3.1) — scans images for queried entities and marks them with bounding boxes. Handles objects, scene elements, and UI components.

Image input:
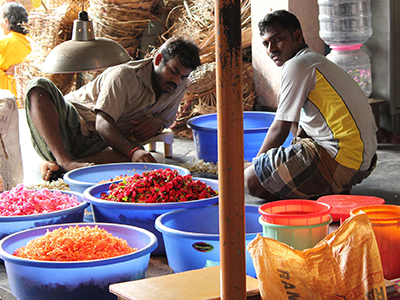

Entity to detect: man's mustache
[167,82,177,89]
[270,51,280,58]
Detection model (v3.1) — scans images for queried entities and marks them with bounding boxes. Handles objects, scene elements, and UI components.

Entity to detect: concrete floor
[0,110,399,298]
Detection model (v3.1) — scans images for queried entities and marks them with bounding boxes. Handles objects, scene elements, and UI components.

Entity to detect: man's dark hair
[159,37,201,70]
[258,10,302,37]
[0,2,28,35]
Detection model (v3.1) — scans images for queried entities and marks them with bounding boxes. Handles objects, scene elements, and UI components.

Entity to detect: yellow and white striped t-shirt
[276,47,377,171]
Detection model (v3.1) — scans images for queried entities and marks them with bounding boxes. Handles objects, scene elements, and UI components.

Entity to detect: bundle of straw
[162,0,255,136]
[88,0,160,57]
[14,2,83,107]
[171,61,256,138]
[162,0,252,63]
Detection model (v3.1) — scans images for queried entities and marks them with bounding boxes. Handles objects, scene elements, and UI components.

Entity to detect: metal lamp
[42,9,132,74]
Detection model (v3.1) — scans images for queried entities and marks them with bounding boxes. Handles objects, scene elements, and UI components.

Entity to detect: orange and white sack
[248,213,386,300]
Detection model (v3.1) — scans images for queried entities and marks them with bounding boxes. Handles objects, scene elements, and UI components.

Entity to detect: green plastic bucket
[259,216,332,250]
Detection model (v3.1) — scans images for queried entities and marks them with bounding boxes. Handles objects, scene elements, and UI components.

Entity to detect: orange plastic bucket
[350,205,400,280]
[258,200,332,226]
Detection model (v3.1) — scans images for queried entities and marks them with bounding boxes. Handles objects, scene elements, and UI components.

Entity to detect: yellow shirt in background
[0,31,31,97]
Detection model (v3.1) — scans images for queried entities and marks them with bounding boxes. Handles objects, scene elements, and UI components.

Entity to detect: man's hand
[130,116,163,142]
[5,64,18,76]
[244,161,252,170]
[96,110,156,162]
[131,149,156,163]
[257,120,293,155]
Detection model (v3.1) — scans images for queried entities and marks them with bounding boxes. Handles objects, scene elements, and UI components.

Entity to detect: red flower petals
[100,169,218,203]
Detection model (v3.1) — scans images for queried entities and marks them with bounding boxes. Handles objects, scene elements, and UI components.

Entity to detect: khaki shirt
[64,58,189,137]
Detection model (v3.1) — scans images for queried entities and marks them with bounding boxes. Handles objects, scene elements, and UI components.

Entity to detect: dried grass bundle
[162,0,184,10]
[163,0,251,63]
[88,0,160,57]
[171,62,256,138]
[164,0,255,137]
[14,3,83,107]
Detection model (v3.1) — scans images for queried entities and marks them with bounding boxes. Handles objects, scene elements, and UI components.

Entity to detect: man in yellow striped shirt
[245,10,377,201]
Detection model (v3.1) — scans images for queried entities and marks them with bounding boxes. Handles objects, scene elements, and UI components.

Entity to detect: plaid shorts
[253,138,377,199]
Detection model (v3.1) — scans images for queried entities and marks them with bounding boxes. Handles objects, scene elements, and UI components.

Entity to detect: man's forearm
[96,111,143,158]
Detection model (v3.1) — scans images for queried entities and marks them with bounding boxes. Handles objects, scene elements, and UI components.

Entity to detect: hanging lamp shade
[42,10,132,74]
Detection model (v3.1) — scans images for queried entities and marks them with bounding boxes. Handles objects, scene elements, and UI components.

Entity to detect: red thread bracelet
[129,147,141,160]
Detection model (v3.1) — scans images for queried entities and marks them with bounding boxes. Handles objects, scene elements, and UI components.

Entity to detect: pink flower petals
[0,184,79,217]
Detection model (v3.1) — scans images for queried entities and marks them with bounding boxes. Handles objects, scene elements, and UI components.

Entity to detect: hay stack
[14,2,87,108]
[163,0,252,63]
[162,0,256,137]
[88,0,160,58]
[171,61,256,138]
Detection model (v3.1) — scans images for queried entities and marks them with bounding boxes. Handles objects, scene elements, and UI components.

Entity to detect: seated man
[244,10,377,201]
[25,37,201,181]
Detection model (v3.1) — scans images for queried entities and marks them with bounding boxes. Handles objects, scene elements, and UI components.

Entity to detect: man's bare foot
[39,161,62,181]
[39,161,94,181]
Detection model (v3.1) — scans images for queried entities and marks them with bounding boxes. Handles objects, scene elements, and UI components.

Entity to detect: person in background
[25,36,201,181]
[244,10,377,201]
[0,2,31,97]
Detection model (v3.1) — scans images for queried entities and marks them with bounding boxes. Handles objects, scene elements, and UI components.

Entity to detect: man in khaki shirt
[25,37,201,181]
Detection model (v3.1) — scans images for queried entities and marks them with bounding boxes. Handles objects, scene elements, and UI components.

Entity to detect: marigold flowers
[0,184,79,216]
[100,169,218,203]
[13,225,137,261]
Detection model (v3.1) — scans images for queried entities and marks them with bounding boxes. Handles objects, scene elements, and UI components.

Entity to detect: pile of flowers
[13,225,136,261]
[100,168,218,203]
[0,184,79,217]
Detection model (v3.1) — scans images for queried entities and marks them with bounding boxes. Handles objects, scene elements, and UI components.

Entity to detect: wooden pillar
[215,0,246,299]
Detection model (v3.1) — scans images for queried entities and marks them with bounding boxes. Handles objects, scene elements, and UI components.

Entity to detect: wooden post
[215,0,246,299]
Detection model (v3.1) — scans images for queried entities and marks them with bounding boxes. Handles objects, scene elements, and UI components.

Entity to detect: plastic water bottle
[326,44,372,97]
[318,0,372,45]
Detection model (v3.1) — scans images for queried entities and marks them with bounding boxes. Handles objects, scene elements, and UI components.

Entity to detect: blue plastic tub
[83,177,219,255]
[64,163,190,223]
[0,222,157,300]
[0,190,88,240]
[64,162,191,193]
[187,111,294,163]
[155,205,262,278]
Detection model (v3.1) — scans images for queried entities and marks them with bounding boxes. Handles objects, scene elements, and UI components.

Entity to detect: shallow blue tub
[155,205,262,278]
[0,222,157,300]
[64,163,191,223]
[83,177,219,255]
[0,190,88,240]
[64,162,191,194]
[187,111,294,163]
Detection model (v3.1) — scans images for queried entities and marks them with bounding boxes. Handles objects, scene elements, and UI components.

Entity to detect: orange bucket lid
[316,195,385,223]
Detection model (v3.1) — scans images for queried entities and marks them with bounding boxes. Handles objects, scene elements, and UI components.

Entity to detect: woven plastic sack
[248,213,387,300]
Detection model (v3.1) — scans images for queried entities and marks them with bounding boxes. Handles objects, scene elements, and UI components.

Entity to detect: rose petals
[0,184,79,216]
[100,169,218,203]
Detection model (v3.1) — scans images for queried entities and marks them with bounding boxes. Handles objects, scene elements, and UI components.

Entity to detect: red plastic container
[258,200,332,226]
[317,195,385,223]
[350,205,400,280]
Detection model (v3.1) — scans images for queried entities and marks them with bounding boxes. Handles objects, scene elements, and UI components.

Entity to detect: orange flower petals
[13,225,137,261]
